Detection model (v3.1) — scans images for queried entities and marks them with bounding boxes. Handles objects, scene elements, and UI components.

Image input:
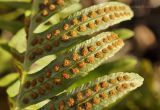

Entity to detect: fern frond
[29,0,80,31]
[25,2,133,68]
[18,32,124,107]
[41,72,144,110]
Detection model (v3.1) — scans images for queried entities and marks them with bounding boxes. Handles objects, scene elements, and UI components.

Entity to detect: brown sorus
[32,38,39,46]
[76,106,83,110]
[78,61,86,68]
[72,52,79,61]
[31,92,38,99]
[71,68,79,74]
[99,92,108,99]
[76,92,83,101]
[46,70,52,78]
[104,7,110,13]
[49,4,56,11]
[109,89,117,96]
[96,41,102,46]
[85,102,92,109]
[117,76,124,81]
[85,89,92,97]
[53,29,60,36]
[70,31,77,37]
[109,14,115,20]
[35,48,43,55]
[108,79,117,84]
[44,83,52,90]
[42,10,48,16]
[116,85,123,91]
[53,65,60,72]
[94,84,100,92]
[89,11,97,18]
[103,37,109,42]
[102,15,109,22]
[122,83,128,89]
[81,47,88,56]
[95,19,103,25]
[107,45,113,50]
[81,15,88,22]
[59,100,65,110]
[61,35,69,41]
[67,98,75,107]
[92,97,100,104]
[95,52,103,58]
[43,0,49,5]
[31,79,37,87]
[46,33,52,40]
[63,59,71,67]
[88,22,95,29]
[38,87,45,95]
[97,8,104,14]
[123,75,130,80]
[63,23,69,30]
[53,78,61,85]
[56,0,64,5]
[79,25,86,32]
[72,18,79,25]
[62,73,70,79]
[88,46,95,52]
[100,81,108,88]
[85,56,94,63]
[102,48,109,53]
[44,44,52,51]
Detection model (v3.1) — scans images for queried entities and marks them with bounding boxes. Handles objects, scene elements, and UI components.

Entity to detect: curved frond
[18,32,124,108]
[41,72,144,110]
[25,2,133,68]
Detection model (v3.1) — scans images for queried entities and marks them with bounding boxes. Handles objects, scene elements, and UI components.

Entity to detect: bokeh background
[0,0,160,110]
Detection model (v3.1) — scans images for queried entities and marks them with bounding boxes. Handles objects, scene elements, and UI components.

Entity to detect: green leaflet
[24,100,50,110]
[0,46,12,73]
[9,28,27,53]
[18,32,124,108]
[25,1,133,69]
[0,73,19,87]
[29,0,81,32]
[113,28,134,40]
[34,3,82,33]
[7,80,20,98]
[28,55,57,74]
[41,72,144,110]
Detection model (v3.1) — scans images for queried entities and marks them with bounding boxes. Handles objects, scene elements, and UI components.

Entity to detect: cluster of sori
[28,2,131,62]
[35,0,65,23]
[21,32,124,106]
[45,73,138,110]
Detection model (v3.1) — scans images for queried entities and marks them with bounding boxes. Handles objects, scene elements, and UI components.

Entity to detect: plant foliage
[0,0,144,110]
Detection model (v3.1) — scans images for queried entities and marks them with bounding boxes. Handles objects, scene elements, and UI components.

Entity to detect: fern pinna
[15,0,143,110]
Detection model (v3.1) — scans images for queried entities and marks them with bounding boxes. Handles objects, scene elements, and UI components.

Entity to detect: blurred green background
[0,0,160,110]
